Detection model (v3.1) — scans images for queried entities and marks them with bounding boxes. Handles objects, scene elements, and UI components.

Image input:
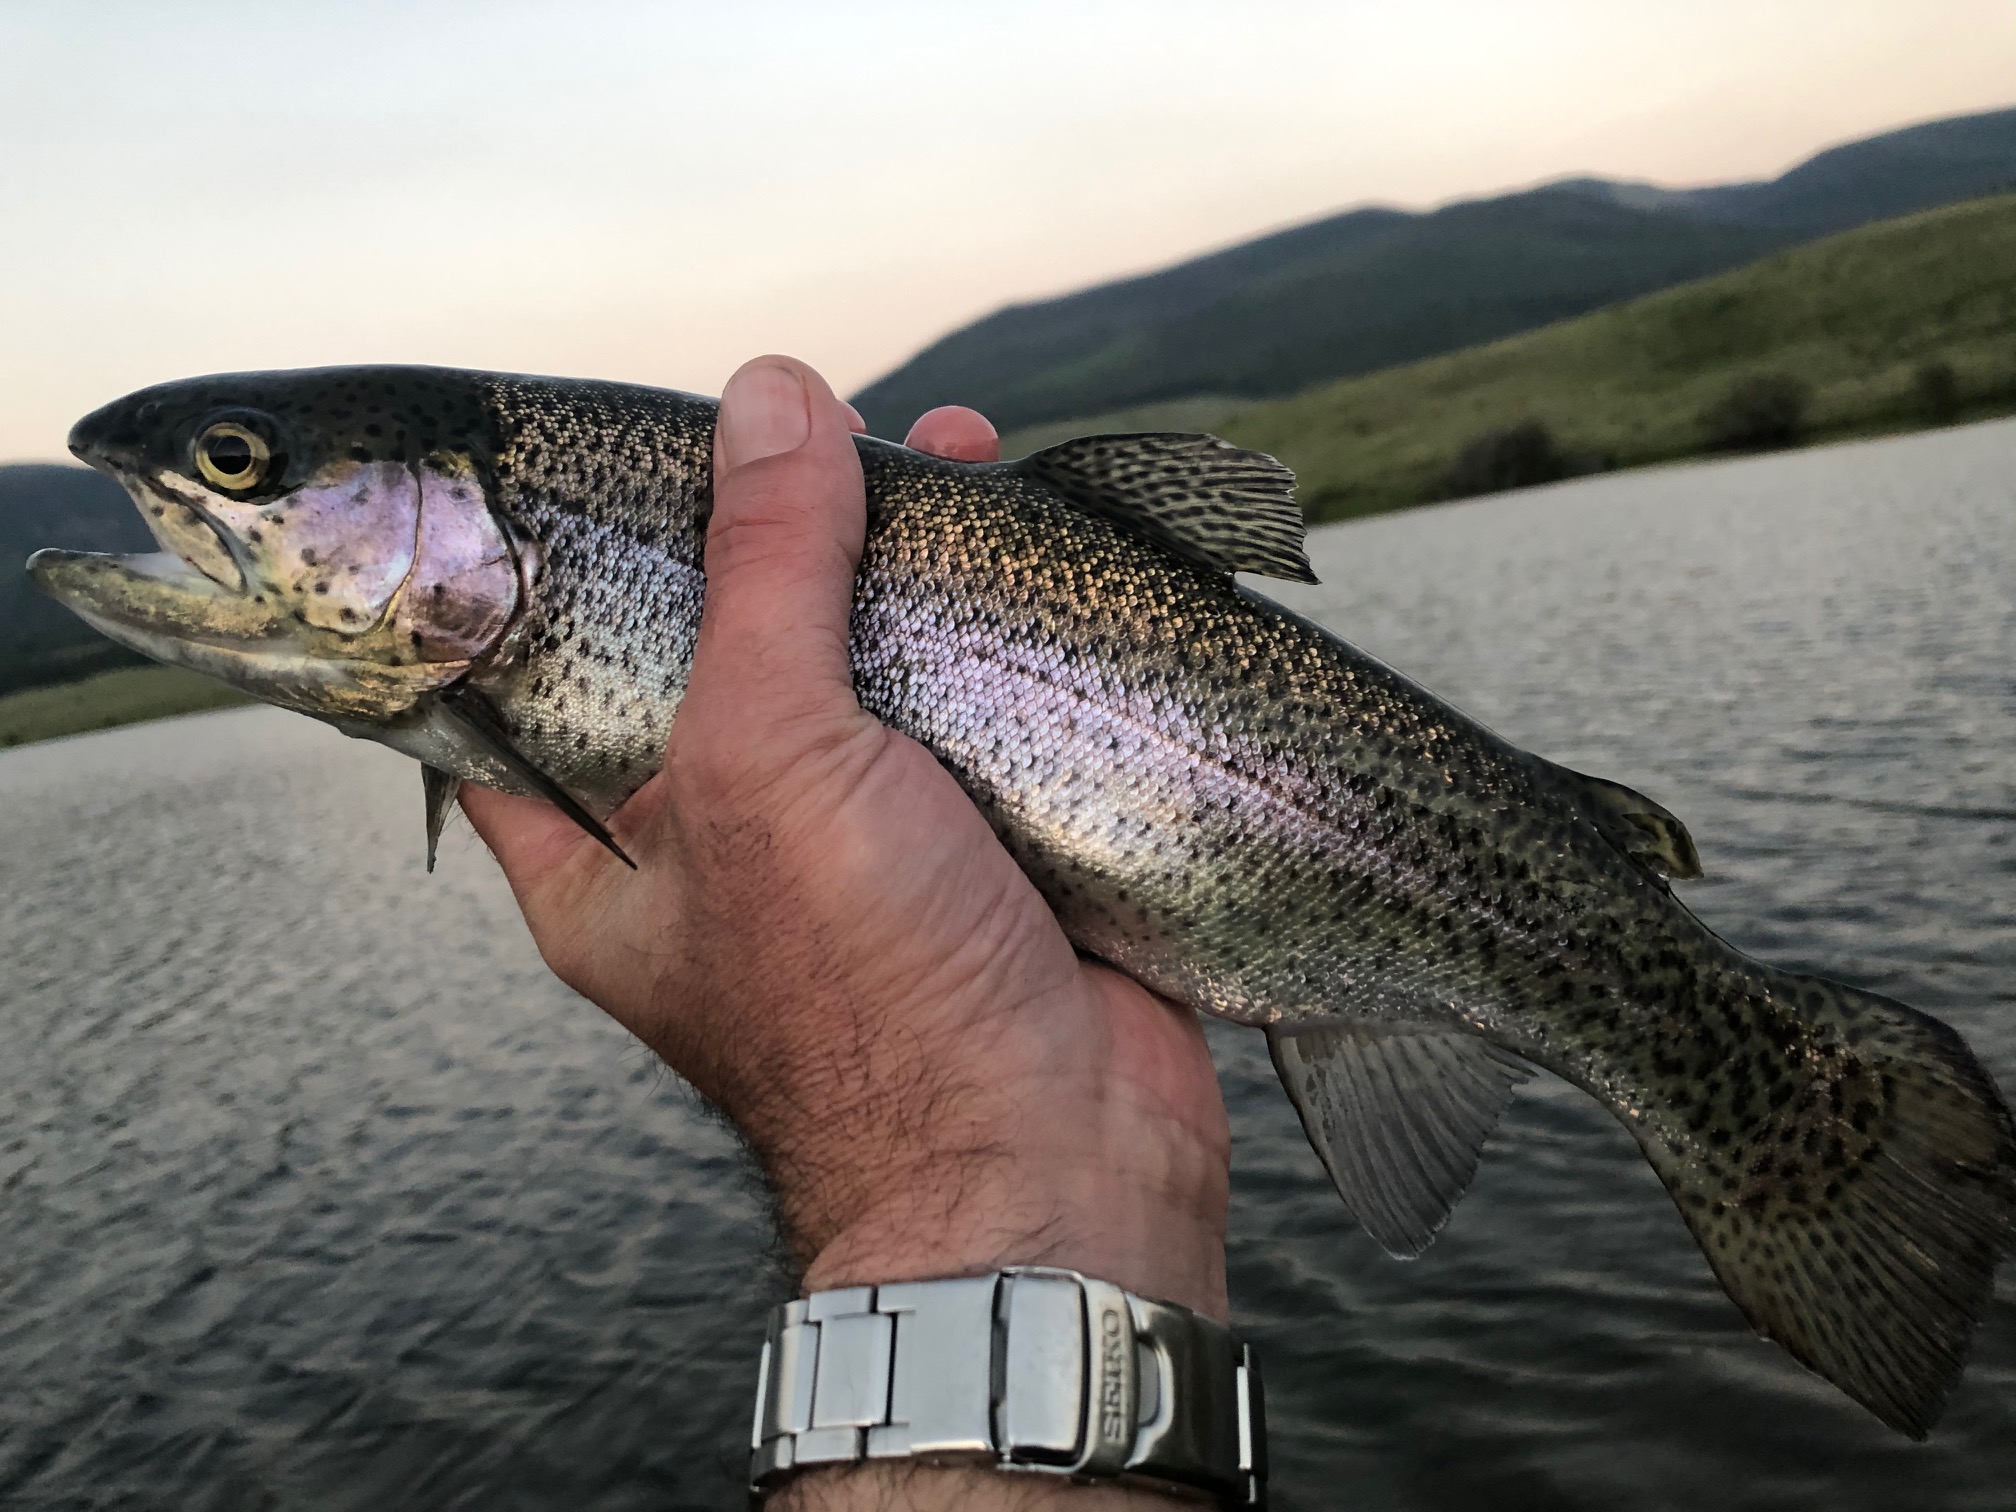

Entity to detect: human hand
[461,354,1229,1309]
[460,356,1232,1505]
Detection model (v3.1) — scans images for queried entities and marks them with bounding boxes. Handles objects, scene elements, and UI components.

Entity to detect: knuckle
[704,514,851,597]
[667,710,876,819]
[660,732,755,815]
[706,454,859,581]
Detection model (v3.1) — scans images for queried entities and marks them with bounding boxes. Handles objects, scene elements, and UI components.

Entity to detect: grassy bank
[1005,193,2016,522]
[1234,192,2016,520]
[0,665,250,750]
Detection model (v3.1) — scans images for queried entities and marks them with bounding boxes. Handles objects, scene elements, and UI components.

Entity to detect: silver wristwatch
[749,1267,1265,1506]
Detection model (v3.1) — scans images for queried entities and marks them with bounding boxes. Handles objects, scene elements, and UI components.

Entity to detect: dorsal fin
[1268,1022,1533,1258]
[1553,764,1702,881]
[1014,432,1317,582]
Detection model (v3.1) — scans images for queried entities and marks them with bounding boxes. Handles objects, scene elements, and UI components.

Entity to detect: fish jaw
[27,544,458,719]
[36,414,524,723]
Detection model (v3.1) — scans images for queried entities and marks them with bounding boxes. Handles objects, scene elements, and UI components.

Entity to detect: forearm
[764,968,1232,1322]
[467,364,1242,1512]
[763,1014,1233,1512]
[792,1107,1231,1323]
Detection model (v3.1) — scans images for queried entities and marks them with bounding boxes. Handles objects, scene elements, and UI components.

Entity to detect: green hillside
[860,193,1784,437]
[0,462,154,694]
[1199,192,2016,522]
[0,665,249,750]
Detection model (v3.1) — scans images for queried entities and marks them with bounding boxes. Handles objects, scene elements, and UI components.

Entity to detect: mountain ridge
[851,104,2016,437]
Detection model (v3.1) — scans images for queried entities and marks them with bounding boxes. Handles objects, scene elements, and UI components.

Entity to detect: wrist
[735,970,1232,1318]
[756,1268,1259,1511]
[768,1464,1201,1510]
[800,1155,1228,1321]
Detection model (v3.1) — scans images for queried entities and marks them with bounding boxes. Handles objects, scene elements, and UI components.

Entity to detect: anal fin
[422,765,460,873]
[1268,1022,1532,1257]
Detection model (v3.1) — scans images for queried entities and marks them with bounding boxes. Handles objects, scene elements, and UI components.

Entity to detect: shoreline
[0,664,250,751]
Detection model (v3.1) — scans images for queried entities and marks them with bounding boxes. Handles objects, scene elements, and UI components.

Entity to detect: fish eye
[194,420,275,492]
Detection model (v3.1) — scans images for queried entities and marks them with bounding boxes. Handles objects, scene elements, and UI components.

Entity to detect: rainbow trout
[29,366,2014,1435]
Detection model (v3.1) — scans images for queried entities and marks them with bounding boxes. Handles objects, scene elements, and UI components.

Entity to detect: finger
[458,780,602,891]
[688,355,868,728]
[905,405,1000,462]
[842,402,867,434]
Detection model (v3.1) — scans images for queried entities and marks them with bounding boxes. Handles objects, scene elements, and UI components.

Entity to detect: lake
[3,420,2012,1510]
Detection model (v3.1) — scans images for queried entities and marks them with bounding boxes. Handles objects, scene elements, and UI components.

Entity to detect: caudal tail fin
[1643,972,2015,1436]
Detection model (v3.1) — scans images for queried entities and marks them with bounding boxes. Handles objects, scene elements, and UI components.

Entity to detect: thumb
[683,355,867,734]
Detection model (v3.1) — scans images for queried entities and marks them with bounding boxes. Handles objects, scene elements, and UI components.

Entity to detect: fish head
[31,367,524,722]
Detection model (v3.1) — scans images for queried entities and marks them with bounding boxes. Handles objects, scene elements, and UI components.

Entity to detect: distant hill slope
[1210,193,2016,521]
[852,105,2016,438]
[0,463,151,694]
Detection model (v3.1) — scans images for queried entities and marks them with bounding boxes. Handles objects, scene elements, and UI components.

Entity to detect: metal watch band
[749,1267,1265,1506]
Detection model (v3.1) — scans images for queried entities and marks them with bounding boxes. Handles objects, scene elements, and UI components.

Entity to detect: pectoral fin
[1268,1022,1532,1257]
[436,684,635,868]
[422,765,460,873]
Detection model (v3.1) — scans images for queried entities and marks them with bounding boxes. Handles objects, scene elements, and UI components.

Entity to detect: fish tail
[1630,969,2015,1436]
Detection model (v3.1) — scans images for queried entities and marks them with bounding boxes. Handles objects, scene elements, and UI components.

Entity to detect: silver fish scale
[848,445,1678,1047]
[480,376,711,801]
[479,376,1725,1073]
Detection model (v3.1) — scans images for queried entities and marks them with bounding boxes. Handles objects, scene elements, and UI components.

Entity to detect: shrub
[1698,372,1812,451]
[1914,359,1963,423]
[1441,420,1573,500]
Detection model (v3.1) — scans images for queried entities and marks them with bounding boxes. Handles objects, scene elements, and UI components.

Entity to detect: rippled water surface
[4,421,2013,1510]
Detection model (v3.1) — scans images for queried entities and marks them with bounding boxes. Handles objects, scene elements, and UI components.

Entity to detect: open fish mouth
[26,537,462,722]
[31,430,531,730]
[25,541,373,720]
[111,462,259,591]
[28,545,282,648]
[28,460,286,652]
[26,470,444,723]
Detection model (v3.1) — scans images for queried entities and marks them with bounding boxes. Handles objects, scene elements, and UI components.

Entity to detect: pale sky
[3,0,2014,460]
